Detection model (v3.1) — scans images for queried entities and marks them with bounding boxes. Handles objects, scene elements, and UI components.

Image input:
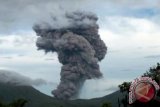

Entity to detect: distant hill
[0,82,124,107]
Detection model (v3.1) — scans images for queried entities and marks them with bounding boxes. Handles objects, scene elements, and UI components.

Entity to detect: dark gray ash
[33,11,107,100]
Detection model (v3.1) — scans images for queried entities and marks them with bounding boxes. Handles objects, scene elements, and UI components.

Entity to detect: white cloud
[80,78,131,99]
[105,0,160,8]
[99,16,160,52]
[0,32,60,82]
[1,0,159,34]
[0,0,99,33]
[0,70,47,86]
[0,31,59,62]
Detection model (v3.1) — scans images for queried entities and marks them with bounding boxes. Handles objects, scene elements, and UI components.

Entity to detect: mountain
[0,82,123,107]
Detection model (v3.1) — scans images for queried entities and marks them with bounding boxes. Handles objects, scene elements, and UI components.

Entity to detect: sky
[0,0,160,99]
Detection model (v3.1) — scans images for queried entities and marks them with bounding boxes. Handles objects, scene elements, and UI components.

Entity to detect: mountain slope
[0,83,122,107]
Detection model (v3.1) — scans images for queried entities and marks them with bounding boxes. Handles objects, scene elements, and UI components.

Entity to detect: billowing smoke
[0,70,47,86]
[33,11,107,100]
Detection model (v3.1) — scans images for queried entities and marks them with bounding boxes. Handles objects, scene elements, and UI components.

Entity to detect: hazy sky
[0,0,160,99]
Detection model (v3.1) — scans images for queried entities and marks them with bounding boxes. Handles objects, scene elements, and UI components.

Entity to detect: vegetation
[119,63,160,93]
[101,102,112,107]
[143,63,160,83]
[0,99,27,107]
[118,63,160,107]
[118,82,131,93]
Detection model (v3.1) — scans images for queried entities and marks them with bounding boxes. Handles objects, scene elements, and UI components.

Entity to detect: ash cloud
[33,11,107,100]
[0,70,47,86]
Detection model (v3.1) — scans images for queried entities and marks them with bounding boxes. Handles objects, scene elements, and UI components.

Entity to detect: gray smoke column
[33,11,107,100]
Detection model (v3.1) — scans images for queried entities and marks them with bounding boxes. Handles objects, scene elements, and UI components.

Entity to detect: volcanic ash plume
[33,11,107,100]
